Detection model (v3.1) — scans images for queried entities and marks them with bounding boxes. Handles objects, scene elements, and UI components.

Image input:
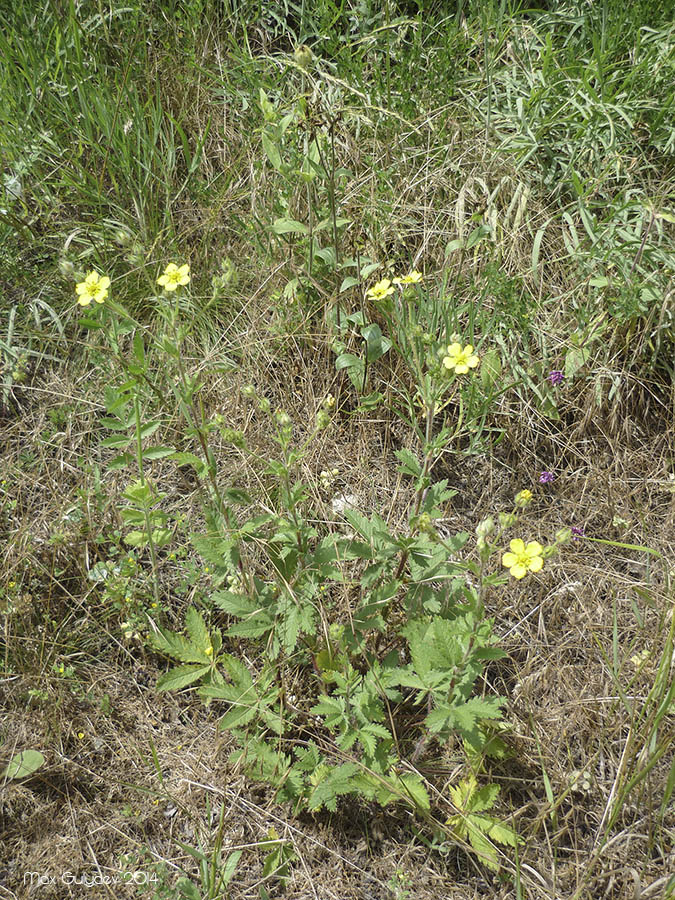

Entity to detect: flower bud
[275,410,291,427]
[499,511,517,529]
[555,527,572,544]
[475,516,495,538]
[417,513,433,533]
[514,489,533,508]
[294,44,313,69]
[59,259,75,278]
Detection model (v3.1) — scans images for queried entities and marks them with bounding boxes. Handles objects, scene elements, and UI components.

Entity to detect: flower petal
[509,539,525,554]
[502,552,517,567]
[510,564,527,579]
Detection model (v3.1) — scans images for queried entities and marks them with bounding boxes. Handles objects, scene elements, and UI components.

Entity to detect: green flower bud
[294,44,313,69]
[555,527,572,544]
[417,513,433,533]
[475,516,495,538]
[499,511,517,529]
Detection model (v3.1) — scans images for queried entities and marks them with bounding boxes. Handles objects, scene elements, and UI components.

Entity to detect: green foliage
[3,749,45,780]
[148,384,539,868]
[446,774,519,872]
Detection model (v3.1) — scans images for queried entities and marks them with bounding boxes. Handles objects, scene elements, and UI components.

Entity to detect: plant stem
[133,394,160,605]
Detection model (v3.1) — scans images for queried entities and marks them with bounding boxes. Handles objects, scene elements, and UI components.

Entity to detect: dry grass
[2,326,674,899]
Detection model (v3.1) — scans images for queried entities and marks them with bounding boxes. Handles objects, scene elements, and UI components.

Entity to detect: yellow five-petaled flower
[502,539,544,579]
[157,262,190,291]
[75,271,110,306]
[366,278,395,301]
[442,342,480,374]
[393,271,423,285]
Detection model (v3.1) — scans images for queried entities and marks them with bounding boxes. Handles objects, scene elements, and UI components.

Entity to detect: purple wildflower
[571,526,585,540]
[548,370,564,386]
[539,471,555,484]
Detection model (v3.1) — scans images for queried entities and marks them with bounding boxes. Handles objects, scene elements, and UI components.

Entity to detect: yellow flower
[157,263,190,291]
[442,342,480,375]
[515,489,533,508]
[75,271,110,306]
[393,271,423,285]
[502,539,544,579]
[366,278,395,301]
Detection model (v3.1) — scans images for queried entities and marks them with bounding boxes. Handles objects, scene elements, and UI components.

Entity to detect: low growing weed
[72,259,575,875]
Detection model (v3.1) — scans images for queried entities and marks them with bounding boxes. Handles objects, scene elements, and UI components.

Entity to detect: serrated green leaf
[101,434,131,449]
[108,452,134,470]
[469,782,500,813]
[395,773,430,811]
[185,608,210,651]
[212,591,257,616]
[149,626,209,664]
[308,762,359,811]
[466,821,500,870]
[394,448,422,477]
[226,619,274,639]
[156,664,211,692]
[99,416,129,431]
[139,420,161,440]
[142,445,176,460]
[152,528,172,548]
[217,702,258,730]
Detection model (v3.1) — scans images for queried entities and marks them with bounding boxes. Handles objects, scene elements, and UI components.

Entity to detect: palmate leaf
[464,821,500,871]
[185,607,211,652]
[394,447,422,477]
[156,664,211,692]
[447,775,519,871]
[190,533,236,567]
[308,762,359,811]
[383,772,430,812]
[148,622,212,665]
[426,696,505,744]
